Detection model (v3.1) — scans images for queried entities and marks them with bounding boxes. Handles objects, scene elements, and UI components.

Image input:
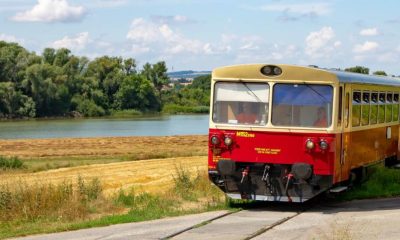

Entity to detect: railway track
[163,200,317,240]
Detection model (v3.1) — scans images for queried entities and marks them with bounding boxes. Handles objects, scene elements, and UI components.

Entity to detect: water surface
[0,114,209,139]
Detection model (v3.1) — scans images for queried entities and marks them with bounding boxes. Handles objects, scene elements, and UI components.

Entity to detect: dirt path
[0,156,208,195]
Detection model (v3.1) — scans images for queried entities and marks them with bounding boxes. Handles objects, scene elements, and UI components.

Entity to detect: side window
[338,87,343,127]
[345,92,350,128]
[394,93,399,122]
[378,92,386,123]
[352,91,361,127]
[370,92,378,124]
[386,93,393,122]
[361,91,370,126]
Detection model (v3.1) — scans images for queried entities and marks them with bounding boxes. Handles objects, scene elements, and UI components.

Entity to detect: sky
[0,0,399,75]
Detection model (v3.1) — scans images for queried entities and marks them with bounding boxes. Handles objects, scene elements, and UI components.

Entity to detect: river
[0,114,209,139]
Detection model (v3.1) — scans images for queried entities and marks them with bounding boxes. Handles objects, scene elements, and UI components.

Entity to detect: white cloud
[126,18,226,56]
[12,0,86,23]
[261,3,331,16]
[305,26,340,58]
[88,0,127,8]
[51,32,90,51]
[353,41,379,53]
[360,28,379,36]
[151,15,194,25]
[0,33,25,45]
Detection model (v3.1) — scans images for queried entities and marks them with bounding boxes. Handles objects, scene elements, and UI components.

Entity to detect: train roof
[212,64,400,87]
[326,69,400,86]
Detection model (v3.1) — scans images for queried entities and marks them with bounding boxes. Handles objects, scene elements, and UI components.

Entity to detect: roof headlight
[273,66,282,75]
[261,66,272,75]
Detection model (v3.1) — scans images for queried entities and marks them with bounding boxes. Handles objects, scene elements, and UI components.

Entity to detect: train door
[340,84,351,182]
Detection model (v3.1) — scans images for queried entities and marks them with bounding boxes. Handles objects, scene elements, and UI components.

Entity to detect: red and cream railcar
[208,64,400,202]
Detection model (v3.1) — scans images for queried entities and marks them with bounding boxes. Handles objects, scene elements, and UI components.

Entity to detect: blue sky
[0,0,399,75]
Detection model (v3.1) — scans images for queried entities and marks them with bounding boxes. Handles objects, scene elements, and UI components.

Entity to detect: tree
[53,48,71,67]
[0,82,35,118]
[42,48,56,65]
[141,61,169,98]
[373,70,387,76]
[115,75,160,111]
[344,66,369,74]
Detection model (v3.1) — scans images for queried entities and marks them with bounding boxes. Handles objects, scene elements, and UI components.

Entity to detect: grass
[0,156,24,170]
[109,109,143,117]
[0,166,227,239]
[339,165,400,201]
[162,104,209,114]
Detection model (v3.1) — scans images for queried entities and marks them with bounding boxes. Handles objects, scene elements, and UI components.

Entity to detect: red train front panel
[208,128,336,202]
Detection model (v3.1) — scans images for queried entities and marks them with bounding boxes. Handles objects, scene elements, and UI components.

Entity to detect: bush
[0,156,24,170]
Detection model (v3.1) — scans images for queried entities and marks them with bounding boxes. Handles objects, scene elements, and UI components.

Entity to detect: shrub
[0,156,24,170]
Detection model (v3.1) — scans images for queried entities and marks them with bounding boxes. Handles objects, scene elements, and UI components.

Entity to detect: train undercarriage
[209,160,333,202]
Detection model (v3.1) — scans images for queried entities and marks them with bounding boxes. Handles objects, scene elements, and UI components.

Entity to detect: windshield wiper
[239,79,263,103]
[303,83,330,103]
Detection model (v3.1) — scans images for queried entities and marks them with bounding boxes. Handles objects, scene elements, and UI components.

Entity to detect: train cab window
[386,93,393,122]
[272,84,333,128]
[361,91,370,126]
[212,82,269,125]
[352,91,361,127]
[393,93,399,121]
[370,92,378,124]
[378,92,386,123]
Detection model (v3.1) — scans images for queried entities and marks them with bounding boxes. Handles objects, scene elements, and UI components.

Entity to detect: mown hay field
[0,135,209,195]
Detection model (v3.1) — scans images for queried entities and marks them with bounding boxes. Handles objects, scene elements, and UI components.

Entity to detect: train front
[208,65,337,202]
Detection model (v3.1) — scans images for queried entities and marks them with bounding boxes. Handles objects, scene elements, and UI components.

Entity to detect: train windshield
[212,82,269,125]
[272,84,333,128]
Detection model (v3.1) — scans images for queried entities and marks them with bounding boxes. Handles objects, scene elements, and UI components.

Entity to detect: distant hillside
[167,70,211,80]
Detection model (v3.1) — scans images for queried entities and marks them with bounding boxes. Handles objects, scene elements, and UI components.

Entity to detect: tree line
[1,40,395,119]
[0,41,210,119]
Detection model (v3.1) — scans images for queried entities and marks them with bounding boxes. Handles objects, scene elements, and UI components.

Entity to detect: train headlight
[305,139,315,150]
[211,135,220,145]
[261,66,272,75]
[224,136,233,146]
[261,65,282,76]
[319,140,329,150]
[273,66,282,75]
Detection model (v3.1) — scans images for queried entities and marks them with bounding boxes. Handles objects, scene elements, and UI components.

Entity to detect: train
[208,64,400,202]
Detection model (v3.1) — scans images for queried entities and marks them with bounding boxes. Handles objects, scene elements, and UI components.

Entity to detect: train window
[361,91,370,126]
[386,93,393,122]
[212,82,269,125]
[394,93,399,121]
[345,93,350,128]
[378,92,386,123]
[272,84,333,128]
[352,91,361,127]
[338,87,343,127]
[370,92,378,124]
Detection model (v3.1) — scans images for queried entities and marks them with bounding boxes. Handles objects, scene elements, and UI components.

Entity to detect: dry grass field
[0,156,208,195]
[0,135,209,195]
